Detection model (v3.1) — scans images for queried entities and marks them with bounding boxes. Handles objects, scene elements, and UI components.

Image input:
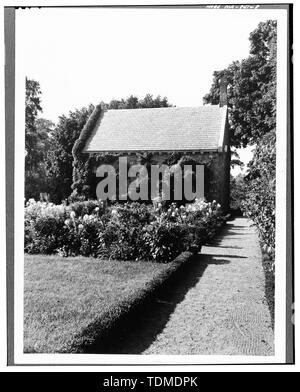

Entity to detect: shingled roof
[83,105,227,153]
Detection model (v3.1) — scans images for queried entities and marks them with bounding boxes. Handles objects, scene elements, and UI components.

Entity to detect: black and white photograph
[2,0,296,370]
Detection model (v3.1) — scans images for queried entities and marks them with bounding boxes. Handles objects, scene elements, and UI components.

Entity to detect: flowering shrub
[24,200,67,254]
[24,199,226,262]
[24,199,109,256]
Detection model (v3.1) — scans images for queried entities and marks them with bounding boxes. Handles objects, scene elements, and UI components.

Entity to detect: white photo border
[11,3,290,366]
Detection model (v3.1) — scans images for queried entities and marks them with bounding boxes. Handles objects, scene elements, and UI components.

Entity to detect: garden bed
[24,198,227,352]
[24,252,193,353]
[24,199,226,262]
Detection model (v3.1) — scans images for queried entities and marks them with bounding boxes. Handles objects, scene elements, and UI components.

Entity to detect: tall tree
[203,20,276,148]
[25,78,43,172]
[25,78,55,199]
[204,21,277,263]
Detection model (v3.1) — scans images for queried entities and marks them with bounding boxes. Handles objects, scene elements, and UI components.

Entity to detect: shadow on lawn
[83,222,249,354]
[84,253,230,354]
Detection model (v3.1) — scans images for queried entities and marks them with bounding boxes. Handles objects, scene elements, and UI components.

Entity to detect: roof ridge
[106,105,221,112]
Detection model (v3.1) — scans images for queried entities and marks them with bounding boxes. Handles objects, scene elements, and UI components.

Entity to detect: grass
[24,253,192,353]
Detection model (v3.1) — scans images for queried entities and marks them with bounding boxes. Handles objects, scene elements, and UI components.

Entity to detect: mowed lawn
[24,254,170,353]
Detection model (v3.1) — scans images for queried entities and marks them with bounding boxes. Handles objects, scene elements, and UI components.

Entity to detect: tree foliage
[230,173,247,212]
[25,78,43,172]
[230,150,244,170]
[203,20,276,148]
[204,20,277,264]
[25,78,55,199]
[45,94,172,203]
[104,94,171,110]
[242,23,277,263]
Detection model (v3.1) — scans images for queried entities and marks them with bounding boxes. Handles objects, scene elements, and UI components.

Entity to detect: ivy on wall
[72,129,218,204]
[71,104,103,199]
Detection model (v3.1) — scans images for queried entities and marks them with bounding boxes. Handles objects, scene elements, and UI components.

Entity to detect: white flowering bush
[24,199,226,262]
[24,199,107,255]
[141,200,224,262]
[25,199,68,254]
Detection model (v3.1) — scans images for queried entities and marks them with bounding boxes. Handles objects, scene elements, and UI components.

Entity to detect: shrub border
[61,250,196,353]
[259,241,275,329]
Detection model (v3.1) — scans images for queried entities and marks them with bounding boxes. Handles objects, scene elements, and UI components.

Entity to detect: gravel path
[99,218,274,355]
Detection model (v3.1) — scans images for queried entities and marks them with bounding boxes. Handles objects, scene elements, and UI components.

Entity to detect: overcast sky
[16,7,280,172]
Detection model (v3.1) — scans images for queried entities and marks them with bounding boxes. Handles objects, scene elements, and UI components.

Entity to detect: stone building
[74,83,230,210]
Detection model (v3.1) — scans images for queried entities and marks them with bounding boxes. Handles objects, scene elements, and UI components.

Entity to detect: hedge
[62,251,194,353]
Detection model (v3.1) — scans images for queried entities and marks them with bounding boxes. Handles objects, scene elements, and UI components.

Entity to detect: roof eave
[84,149,219,154]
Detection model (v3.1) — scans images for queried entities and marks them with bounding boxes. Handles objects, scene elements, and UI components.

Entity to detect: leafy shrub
[230,174,247,212]
[242,131,275,265]
[24,199,226,262]
[68,200,107,218]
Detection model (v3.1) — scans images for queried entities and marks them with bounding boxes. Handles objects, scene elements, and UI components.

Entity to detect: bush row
[25,199,226,262]
[242,131,276,265]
